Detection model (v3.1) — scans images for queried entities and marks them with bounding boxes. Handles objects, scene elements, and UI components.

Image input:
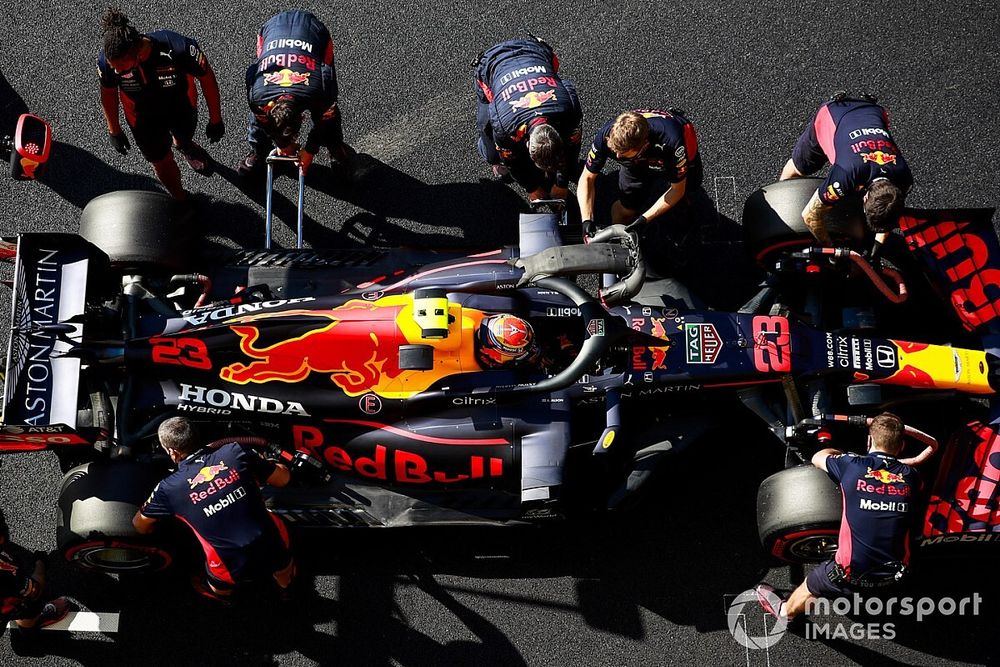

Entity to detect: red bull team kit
[474,38,582,190]
[139,442,291,588]
[584,109,702,211]
[97,30,208,161]
[246,10,342,154]
[808,451,920,597]
[791,98,913,204]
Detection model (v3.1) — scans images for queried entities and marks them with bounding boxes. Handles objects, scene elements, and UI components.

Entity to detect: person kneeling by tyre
[133,417,295,603]
[0,509,74,646]
[756,412,933,623]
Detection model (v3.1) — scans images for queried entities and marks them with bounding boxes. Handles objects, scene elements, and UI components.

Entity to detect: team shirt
[826,451,920,579]
[812,100,913,204]
[585,110,698,184]
[97,30,207,124]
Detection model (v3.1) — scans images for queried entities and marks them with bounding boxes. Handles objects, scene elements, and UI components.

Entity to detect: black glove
[206,120,225,144]
[109,131,130,155]
[582,219,598,238]
[625,215,648,233]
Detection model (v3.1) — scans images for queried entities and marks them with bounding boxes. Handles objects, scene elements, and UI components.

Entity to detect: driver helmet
[476,314,537,368]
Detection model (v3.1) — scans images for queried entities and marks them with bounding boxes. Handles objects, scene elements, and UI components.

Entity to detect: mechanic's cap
[476,314,536,368]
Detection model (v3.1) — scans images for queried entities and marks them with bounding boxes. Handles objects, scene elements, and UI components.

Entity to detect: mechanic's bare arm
[99,85,123,135]
[779,158,803,181]
[196,62,224,125]
[811,447,842,472]
[132,511,158,534]
[577,168,598,221]
[802,190,834,246]
[266,463,291,488]
[640,178,687,224]
[898,427,939,467]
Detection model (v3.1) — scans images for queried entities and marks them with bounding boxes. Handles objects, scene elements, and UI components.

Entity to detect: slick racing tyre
[743,178,866,265]
[57,459,172,573]
[757,464,842,563]
[78,190,192,272]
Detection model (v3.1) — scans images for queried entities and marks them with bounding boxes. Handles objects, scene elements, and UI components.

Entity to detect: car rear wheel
[57,459,172,573]
[757,464,842,563]
[78,190,192,272]
[742,178,866,265]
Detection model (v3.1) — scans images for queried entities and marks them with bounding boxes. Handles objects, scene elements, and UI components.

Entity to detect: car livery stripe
[324,419,509,446]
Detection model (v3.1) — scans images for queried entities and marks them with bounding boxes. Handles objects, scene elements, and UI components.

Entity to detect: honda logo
[876,345,896,369]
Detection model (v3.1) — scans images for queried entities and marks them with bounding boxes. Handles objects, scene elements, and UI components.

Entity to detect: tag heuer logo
[587,319,605,337]
[685,323,723,364]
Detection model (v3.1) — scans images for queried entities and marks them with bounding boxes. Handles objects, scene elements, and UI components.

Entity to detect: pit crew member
[0,509,72,643]
[239,10,353,180]
[779,94,912,246]
[474,37,582,203]
[756,412,935,622]
[578,109,701,239]
[133,417,295,601]
[97,8,224,202]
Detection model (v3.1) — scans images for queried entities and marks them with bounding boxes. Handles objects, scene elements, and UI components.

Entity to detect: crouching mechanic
[474,38,582,203]
[133,417,295,601]
[779,94,912,246]
[97,8,224,202]
[578,109,701,239]
[756,412,936,623]
[0,510,73,642]
[238,10,353,180]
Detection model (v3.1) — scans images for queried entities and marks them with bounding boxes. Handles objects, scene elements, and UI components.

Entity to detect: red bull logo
[262,68,311,87]
[188,462,229,489]
[219,301,404,396]
[861,151,897,166]
[509,89,556,110]
[651,317,668,340]
[866,467,905,484]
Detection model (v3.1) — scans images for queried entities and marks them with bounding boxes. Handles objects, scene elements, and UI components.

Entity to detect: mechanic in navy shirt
[238,10,353,180]
[757,413,936,622]
[578,109,701,238]
[473,38,583,204]
[97,8,224,202]
[779,94,913,246]
[0,509,72,643]
[133,417,294,602]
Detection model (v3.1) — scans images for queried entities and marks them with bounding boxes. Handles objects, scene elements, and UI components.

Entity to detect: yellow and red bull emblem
[509,89,556,110]
[262,68,311,87]
[861,151,897,166]
[219,296,484,399]
[187,462,229,489]
[865,467,905,484]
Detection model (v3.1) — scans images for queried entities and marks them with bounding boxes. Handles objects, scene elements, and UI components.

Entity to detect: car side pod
[4,113,52,180]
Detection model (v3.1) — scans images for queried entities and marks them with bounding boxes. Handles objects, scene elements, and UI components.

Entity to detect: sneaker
[755,584,785,620]
[492,164,512,182]
[329,143,358,183]
[177,142,212,176]
[11,596,73,639]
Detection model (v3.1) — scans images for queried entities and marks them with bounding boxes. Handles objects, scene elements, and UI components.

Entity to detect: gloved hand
[582,219,598,238]
[205,120,225,144]
[109,131,130,155]
[624,215,648,233]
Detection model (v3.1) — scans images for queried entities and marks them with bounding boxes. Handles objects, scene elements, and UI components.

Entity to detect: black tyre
[757,464,842,563]
[57,459,172,573]
[78,190,192,272]
[742,178,866,265]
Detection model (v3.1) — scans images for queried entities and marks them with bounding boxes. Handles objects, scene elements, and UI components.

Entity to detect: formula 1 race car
[0,181,998,573]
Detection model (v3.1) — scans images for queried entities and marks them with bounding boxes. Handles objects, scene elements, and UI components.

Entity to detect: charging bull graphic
[219,301,404,396]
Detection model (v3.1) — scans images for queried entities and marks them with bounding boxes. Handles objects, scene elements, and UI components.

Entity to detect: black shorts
[806,559,901,598]
[791,106,829,176]
[130,106,198,162]
[205,513,292,591]
[617,155,703,212]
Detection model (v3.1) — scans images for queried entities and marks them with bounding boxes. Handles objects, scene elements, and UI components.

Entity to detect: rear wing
[1,234,106,433]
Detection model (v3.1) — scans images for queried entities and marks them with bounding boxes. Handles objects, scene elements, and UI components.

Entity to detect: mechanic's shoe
[190,575,233,606]
[237,150,267,178]
[491,164,512,182]
[329,143,358,184]
[177,142,213,176]
[755,584,786,620]
[829,90,848,102]
[860,92,879,104]
[10,596,74,647]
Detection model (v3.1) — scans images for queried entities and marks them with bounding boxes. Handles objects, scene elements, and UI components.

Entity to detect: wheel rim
[787,534,839,561]
[66,541,171,572]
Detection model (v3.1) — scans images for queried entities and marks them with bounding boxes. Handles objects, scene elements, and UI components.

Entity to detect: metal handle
[264,150,306,250]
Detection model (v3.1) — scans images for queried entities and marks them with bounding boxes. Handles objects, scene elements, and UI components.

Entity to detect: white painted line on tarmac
[7,611,119,633]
